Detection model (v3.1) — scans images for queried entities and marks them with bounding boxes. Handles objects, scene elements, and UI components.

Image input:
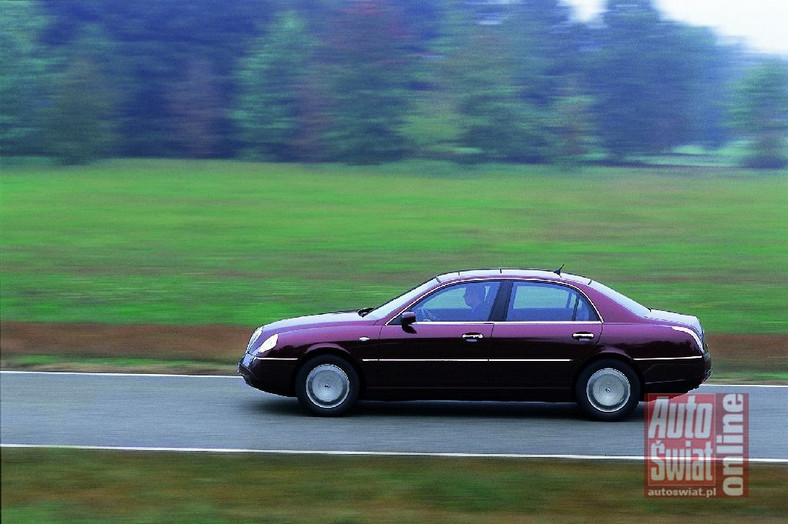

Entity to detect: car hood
[645,309,702,334]
[265,311,368,333]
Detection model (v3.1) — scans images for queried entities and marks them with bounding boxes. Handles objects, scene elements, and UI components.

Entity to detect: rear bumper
[641,352,710,396]
[703,351,712,381]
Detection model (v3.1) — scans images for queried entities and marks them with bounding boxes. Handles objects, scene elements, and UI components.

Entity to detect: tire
[576,359,641,421]
[295,355,359,416]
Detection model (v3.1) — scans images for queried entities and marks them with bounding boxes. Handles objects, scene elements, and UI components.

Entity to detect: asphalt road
[1,371,786,461]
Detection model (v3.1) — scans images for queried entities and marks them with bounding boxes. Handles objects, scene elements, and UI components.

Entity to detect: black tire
[576,359,641,421]
[295,355,359,416]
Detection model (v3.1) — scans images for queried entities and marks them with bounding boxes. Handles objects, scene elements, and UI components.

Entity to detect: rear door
[488,280,602,391]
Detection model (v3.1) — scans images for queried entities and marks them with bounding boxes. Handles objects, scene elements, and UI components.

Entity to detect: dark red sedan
[238,269,711,420]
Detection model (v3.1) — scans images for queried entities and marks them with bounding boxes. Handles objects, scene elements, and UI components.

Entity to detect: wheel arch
[291,345,366,396]
[572,348,644,402]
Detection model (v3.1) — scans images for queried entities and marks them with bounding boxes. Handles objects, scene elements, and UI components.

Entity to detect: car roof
[434,268,593,286]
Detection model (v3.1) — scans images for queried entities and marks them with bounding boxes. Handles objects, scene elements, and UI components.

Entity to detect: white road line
[2,370,786,387]
[2,443,786,464]
[700,384,788,389]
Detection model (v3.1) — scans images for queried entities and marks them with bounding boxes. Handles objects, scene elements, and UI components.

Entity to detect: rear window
[588,281,650,316]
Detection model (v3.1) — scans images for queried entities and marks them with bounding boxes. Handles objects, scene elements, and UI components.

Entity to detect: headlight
[246,327,263,352]
[252,333,279,356]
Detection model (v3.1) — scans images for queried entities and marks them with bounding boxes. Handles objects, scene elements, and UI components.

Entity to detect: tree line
[2,0,786,167]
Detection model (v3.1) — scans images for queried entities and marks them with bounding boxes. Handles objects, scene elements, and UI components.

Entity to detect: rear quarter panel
[597,323,707,394]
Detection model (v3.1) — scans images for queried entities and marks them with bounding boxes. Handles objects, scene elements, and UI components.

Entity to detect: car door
[488,280,602,391]
[362,281,500,390]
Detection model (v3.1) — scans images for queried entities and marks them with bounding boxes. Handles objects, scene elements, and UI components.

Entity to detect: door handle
[462,333,484,342]
[572,332,595,341]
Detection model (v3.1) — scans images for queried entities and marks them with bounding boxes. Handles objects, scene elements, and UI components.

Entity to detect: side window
[505,282,599,322]
[409,281,500,322]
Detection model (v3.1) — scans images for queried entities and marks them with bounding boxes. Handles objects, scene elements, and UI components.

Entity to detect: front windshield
[364,278,438,321]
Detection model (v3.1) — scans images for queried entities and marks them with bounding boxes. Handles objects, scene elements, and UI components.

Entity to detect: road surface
[1,371,785,461]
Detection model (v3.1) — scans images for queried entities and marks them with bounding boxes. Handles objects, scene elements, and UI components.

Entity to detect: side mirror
[400,311,417,327]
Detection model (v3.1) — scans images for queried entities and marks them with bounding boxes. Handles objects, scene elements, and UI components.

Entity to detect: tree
[234,11,319,161]
[0,0,56,156]
[587,0,728,159]
[321,0,414,164]
[505,0,592,163]
[40,0,270,158]
[729,60,788,169]
[168,58,223,157]
[448,26,552,162]
[551,80,596,166]
[425,0,587,163]
[45,26,118,164]
[398,0,471,160]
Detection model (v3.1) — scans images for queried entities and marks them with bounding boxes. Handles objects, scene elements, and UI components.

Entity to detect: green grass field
[3,449,786,523]
[2,160,786,520]
[1,159,786,333]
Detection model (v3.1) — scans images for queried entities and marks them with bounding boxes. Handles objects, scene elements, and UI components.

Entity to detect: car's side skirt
[363,386,572,402]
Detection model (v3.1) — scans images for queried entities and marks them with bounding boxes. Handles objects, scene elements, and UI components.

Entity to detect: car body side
[238,271,711,405]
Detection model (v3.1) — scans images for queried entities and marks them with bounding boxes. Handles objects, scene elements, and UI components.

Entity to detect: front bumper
[237,353,297,397]
[238,354,260,388]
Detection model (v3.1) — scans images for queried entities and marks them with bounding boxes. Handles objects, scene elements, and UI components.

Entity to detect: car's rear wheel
[576,359,640,421]
[296,355,359,416]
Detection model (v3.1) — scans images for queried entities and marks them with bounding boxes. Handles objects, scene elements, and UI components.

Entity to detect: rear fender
[572,347,643,401]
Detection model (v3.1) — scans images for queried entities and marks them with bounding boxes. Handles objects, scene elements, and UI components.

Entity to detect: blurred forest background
[2,0,787,168]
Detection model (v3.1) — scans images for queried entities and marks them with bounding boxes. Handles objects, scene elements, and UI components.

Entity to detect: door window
[408,281,500,322]
[506,282,599,322]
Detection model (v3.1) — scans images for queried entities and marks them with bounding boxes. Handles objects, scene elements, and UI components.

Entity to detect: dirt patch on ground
[1,321,785,374]
[1,322,249,362]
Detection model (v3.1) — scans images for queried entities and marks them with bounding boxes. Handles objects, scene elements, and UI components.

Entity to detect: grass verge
[2,449,786,523]
[2,160,786,334]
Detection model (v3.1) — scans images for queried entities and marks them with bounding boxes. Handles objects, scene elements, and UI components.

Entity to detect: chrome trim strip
[400,321,495,325]
[362,359,488,362]
[252,357,298,361]
[496,321,603,325]
[633,356,703,361]
[490,359,573,362]
[386,320,602,326]
[361,358,572,363]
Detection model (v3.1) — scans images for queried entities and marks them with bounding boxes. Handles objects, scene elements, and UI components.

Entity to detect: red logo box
[645,393,748,498]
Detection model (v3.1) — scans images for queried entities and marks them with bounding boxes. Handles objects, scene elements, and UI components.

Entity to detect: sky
[563,0,788,55]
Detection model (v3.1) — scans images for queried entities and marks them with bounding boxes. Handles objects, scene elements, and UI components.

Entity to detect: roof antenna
[553,263,565,276]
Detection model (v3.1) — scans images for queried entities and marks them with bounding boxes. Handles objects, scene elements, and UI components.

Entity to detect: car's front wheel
[576,359,641,421]
[296,355,359,416]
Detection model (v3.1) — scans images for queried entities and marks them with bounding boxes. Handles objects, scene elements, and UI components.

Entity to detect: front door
[366,322,495,389]
[362,280,501,391]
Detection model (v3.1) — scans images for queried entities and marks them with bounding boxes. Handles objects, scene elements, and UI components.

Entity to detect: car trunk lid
[645,309,703,335]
